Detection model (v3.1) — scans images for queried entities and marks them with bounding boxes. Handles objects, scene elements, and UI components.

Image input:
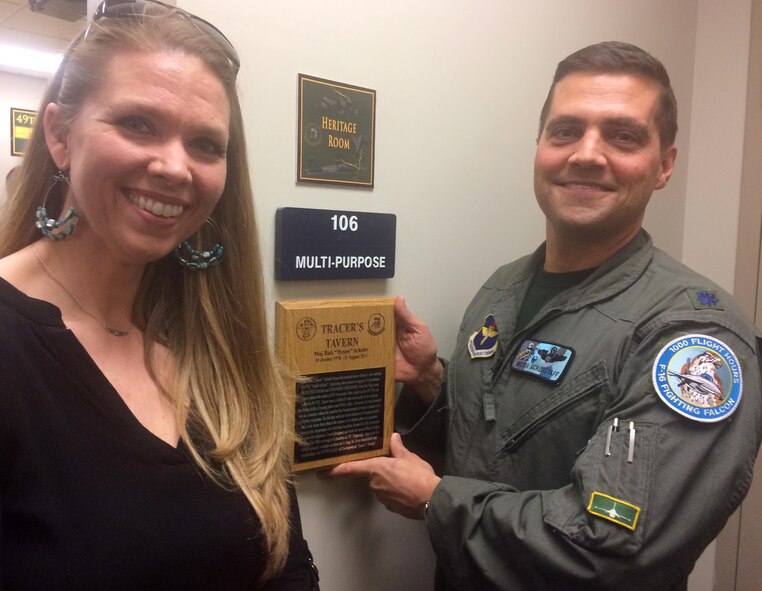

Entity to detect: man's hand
[326,433,441,520]
[395,296,443,405]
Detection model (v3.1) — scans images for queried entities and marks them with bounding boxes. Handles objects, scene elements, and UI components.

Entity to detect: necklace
[32,246,130,337]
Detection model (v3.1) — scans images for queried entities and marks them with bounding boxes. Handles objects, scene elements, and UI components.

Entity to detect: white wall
[683,0,752,291]
[0,71,48,203]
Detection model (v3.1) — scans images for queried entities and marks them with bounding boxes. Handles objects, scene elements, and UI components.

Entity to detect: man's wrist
[416,358,444,405]
[420,474,441,521]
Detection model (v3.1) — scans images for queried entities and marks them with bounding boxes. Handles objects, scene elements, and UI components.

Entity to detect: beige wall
[683,0,752,292]
[0,71,48,204]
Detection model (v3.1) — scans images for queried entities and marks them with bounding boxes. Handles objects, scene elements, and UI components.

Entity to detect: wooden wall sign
[275,297,395,472]
[297,74,376,187]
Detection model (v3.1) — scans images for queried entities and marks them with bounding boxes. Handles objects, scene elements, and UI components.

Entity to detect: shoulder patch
[511,339,574,383]
[652,334,742,422]
[587,491,641,531]
[467,314,499,359]
[688,289,725,311]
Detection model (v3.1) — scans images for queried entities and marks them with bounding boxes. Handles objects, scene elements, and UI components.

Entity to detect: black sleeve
[395,361,449,474]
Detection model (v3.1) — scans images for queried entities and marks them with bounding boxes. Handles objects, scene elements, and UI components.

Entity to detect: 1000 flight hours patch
[652,334,742,422]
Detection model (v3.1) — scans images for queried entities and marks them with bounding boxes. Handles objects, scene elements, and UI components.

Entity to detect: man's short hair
[538,41,678,149]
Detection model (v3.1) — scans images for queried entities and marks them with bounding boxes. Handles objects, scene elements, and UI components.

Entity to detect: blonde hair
[0,5,294,579]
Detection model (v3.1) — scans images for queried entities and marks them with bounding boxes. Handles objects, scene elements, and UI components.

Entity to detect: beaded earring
[174,219,225,271]
[35,170,79,240]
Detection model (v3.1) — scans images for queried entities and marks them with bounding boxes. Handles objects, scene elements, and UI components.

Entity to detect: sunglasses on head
[87,0,240,76]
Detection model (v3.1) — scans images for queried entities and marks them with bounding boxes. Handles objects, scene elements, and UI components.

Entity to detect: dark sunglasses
[87,0,240,76]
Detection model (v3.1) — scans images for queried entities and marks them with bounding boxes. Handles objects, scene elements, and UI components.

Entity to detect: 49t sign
[11,108,36,157]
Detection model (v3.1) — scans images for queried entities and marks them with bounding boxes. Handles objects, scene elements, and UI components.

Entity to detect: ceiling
[0,0,86,54]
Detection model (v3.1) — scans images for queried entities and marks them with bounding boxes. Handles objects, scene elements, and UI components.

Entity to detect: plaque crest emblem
[304,122,322,147]
[652,334,742,422]
[368,313,385,336]
[296,317,317,341]
[468,314,499,359]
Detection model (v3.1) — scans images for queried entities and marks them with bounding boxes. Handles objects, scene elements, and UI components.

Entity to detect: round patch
[652,334,743,422]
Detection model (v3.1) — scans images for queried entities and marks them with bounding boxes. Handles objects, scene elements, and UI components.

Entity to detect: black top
[0,277,313,590]
[515,267,596,331]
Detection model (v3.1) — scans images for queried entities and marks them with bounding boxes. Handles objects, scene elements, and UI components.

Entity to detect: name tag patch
[652,334,743,422]
[511,339,574,383]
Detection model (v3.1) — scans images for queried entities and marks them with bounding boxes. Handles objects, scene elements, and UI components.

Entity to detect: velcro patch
[587,492,641,531]
[511,339,573,383]
[688,289,725,311]
[468,314,499,359]
[652,334,742,422]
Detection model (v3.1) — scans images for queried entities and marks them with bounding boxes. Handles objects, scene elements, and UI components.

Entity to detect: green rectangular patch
[688,289,725,311]
[587,491,641,531]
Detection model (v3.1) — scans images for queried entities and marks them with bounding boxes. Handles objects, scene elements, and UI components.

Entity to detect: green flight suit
[399,230,762,590]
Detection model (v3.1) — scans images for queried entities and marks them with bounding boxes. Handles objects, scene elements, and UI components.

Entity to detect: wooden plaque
[275,298,395,472]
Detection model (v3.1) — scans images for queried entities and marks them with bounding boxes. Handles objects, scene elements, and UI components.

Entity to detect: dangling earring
[35,170,79,240]
[174,218,225,271]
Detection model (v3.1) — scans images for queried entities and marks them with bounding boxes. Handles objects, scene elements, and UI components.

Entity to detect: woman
[0,1,315,589]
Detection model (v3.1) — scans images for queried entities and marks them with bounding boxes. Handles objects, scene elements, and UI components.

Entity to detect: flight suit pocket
[490,363,612,489]
[544,418,658,556]
[497,362,611,455]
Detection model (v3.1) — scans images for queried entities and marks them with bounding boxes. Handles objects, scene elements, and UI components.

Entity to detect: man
[329,41,762,590]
